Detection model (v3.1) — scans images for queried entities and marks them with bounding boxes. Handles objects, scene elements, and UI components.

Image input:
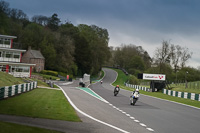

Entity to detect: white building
[0,35,35,77]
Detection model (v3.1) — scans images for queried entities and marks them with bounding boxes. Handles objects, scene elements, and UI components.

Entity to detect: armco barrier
[163,89,200,101]
[0,81,37,100]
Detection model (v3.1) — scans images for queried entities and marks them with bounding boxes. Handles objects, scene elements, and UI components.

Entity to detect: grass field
[112,68,129,87]
[170,84,200,94]
[0,88,81,122]
[110,68,200,108]
[0,72,25,87]
[0,121,63,133]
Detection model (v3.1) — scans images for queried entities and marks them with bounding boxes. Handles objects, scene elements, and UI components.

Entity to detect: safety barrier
[125,83,200,101]
[125,83,151,92]
[0,81,37,100]
[163,89,200,101]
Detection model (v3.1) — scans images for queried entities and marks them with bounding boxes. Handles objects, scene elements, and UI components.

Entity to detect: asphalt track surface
[1,68,200,133]
[88,68,200,133]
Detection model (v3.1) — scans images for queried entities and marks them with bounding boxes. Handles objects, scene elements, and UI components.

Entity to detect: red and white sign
[66,75,69,80]
[143,73,166,81]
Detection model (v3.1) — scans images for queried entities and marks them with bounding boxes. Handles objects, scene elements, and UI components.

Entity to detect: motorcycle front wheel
[114,91,118,96]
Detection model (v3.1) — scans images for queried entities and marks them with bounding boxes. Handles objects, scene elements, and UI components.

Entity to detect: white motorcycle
[130,91,139,105]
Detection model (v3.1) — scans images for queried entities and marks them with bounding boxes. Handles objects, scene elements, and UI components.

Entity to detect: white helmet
[136,89,139,92]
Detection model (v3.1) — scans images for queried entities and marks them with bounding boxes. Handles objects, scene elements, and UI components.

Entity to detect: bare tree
[154,40,171,65]
[32,15,49,26]
[8,8,28,20]
[154,40,193,72]
[170,44,182,72]
[180,47,192,68]
[0,0,9,14]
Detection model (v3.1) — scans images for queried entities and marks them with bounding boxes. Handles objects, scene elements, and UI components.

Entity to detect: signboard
[143,73,166,81]
[66,75,69,80]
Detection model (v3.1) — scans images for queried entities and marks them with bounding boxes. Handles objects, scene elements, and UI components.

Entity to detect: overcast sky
[5,0,200,68]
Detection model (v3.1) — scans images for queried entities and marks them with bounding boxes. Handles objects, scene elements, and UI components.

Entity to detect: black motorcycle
[114,87,120,96]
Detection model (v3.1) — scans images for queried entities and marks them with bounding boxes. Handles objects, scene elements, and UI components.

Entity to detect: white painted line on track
[134,120,140,123]
[130,117,135,119]
[140,123,147,127]
[102,68,155,132]
[113,106,116,108]
[147,128,154,132]
[58,85,130,133]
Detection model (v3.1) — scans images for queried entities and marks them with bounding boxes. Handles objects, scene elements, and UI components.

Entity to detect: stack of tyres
[21,84,24,93]
[15,85,18,95]
[18,84,21,94]
[11,85,15,96]
[26,83,28,91]
[4,86,9,98]
[0,87,5,100]
[8,86,12,97]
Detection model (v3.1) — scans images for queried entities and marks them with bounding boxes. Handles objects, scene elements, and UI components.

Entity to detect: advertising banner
[143,73,166,81]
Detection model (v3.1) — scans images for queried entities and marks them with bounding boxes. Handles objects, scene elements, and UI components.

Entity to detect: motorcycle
[114,87,120,96]
[130,92,139,105]
[100,81,103,84]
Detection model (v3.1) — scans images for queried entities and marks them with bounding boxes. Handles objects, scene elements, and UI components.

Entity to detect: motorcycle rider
[114,85,120,96]
[114,85,120,91]
[131,89,140,98]
[101,80,103,84]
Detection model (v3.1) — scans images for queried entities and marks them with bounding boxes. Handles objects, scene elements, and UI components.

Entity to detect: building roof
[0,47,26,52]
[0,62,35,66]
[30,50,45,59]
[0,35,17,39]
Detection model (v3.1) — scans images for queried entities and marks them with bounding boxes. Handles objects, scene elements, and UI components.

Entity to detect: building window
[6,52,12,58]
[14,54,20,58]
[0,65,7,72]
[0,38,3,44]
[10,66,30,73]
[4,38,10,45]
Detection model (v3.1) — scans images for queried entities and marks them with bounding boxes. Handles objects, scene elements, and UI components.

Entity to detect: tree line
[0,0,110,77]
[107,41,200,82]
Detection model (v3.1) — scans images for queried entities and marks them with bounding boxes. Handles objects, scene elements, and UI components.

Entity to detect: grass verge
[0,121,63,133]
[0,72,25,87]
[0,88,81,122]
[110,68,200,108]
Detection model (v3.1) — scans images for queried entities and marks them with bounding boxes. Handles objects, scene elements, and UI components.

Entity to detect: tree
[78,24,111,75]
[154,40,171,66]
[47,13,60,31]
[129,56,145,71]
[180,47,192,68]
[74,35,92,75]
[32,15,49,26]
[0,0,9,14]
[154,40,192,73]
[170,44,182,72]
[112,44,151,74]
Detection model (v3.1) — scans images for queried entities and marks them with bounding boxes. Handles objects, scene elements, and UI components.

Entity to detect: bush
[128,75,140,85]
[40,70,58,77]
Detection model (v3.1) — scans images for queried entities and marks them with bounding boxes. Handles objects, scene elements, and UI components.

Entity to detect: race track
[58,68,200,133]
